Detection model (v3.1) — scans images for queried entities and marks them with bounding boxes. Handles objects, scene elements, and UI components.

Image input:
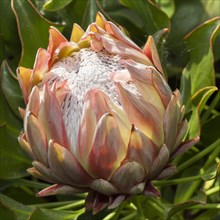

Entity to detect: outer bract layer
[17,12,199,214]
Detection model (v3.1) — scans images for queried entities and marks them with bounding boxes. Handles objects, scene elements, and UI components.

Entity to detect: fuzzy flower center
[48,48,125,147]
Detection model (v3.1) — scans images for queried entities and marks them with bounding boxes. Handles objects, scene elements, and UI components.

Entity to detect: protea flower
[17,13,199,213]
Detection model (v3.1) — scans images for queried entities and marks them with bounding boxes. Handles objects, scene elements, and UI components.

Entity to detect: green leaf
[100,0,146,46]
[0,0,21,70]
[176,139,220,173]
[191,86,218,114]
[187,86,218,138]
[180,17,220,104]
[174,166,200,204]
[81,0,99,28]
[11,0,63,68]
[165,191,207,220]
[0,193,33,220]
[155,0,175,18]
[174,164,219,204]
[201,164,220,181]
[194,210,220,220]
[0,88,30,179]
[119,0,170,35]
[64,0,98,29]
[0,203,17,220]
[0,60,24,117]
[201,115,220,144]
[201,91,220,124]
[0,84,22,131]
[43,0,73,11]
[168,0,220,43]
[0,124,30,179]
[29,207,76,220]
[187,108,200,138]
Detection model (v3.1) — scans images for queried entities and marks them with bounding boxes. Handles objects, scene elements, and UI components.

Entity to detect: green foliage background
[0,0,219,219]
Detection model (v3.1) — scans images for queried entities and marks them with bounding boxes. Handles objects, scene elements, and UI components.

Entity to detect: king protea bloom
[17,13,199,213]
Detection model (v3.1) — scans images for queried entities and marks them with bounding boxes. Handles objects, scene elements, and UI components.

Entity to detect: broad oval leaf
[119,0,170,35]
[168,0,220,43]
[29,207,77,220]
[187,86,218,138]
[201,115,220,144]
[174,166,201,204]
[11,0,63,67]
[201,164,220,181]
[165,191,207,220]
[43,0,73,12]
[0,203,17,220]
[0,193,33,220]
[0,61,24,117]
[180,17,220,105]
[0,0,21,70]
[0,88,30,179]
[0,124,30,179]
[191,86,218,114]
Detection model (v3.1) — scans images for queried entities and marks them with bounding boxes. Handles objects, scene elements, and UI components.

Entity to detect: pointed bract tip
[95,12,107,29]
[70,23,84,43]
[144,182,160,197]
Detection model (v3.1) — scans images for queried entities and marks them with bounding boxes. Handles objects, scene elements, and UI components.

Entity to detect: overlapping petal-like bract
[18,13,199,214]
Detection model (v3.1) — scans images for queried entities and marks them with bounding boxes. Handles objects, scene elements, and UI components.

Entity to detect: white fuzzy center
[48,48,125,149]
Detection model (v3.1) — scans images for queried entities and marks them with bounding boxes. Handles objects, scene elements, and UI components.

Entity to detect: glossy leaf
[0,0,21,70]
[187,86,218,138]
[174,166,201,204]
[201,91,220,124]
[43,0,73,11]
[191,86,218,114]
[201,115,220,144]
[168,0,220,43]
[0,193,33,220]
[81,0,99,28]
[120,0,170,35]
[0,61,24,117]
[155,0,175,18]
[194,210,220,220]
[201,164,220,181]
[0,63,30,179]
[0,203,17,220]
[165,191,207,220]
[29,207,76,220]
[0,88,22,130]
[180,17,220,104]
[56,0,98,31]
[0,124,30,179]
[100,0,146,46]
[11,0,63,67]
[187,108,200,139]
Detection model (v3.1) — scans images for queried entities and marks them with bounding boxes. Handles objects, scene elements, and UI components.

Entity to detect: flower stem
[28,200,82,208]
[120,212,137,220]
[201,91,220,123]
[189,204,220,209]
[134,196,145,220]
[206,185,220,196]
[16,179,50,189]
[176,139,220,172]
[148,197,164,214]
[111,201,127,220]
[153,174,204,186]
[52,200,85,210]
[103,212,116,220]
[169,141,220,201]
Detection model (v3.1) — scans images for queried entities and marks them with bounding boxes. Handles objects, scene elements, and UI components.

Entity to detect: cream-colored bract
[17,12,199,214]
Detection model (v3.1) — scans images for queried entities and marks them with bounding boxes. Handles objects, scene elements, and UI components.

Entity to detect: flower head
[18,12,199,213]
